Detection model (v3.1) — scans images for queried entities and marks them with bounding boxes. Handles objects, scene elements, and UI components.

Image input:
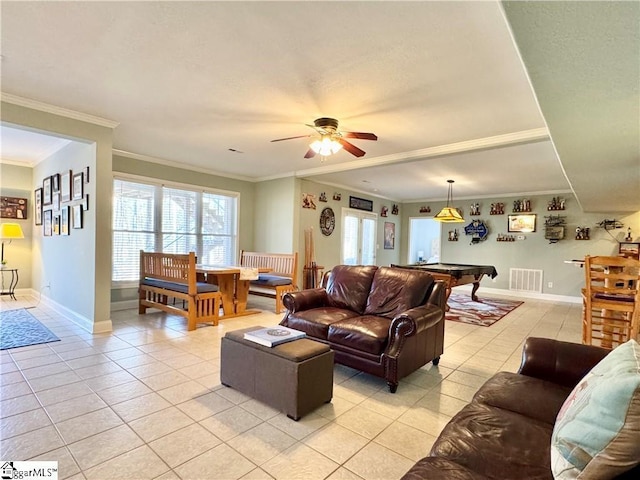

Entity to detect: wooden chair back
[582,255,640,348]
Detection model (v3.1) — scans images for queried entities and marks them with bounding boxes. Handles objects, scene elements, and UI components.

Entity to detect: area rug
[445,293,523,327]
[0,308,60,350]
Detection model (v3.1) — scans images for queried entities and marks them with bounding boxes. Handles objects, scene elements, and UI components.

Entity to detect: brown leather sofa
[402,337,640,480]
[281,265,446,393]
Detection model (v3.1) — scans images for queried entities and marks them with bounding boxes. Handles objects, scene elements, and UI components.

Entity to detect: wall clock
[320,207,335,236]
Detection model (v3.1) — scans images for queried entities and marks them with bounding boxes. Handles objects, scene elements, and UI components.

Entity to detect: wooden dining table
[195,265,270,319]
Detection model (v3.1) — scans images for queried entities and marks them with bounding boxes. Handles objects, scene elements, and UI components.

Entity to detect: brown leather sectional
[281,265,446,392]
[402,337,640,480]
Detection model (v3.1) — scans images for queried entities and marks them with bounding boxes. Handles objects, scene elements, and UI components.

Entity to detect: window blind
[112,177,238,285]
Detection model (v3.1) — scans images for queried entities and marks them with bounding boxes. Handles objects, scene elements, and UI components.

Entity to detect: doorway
[408,217,441,264]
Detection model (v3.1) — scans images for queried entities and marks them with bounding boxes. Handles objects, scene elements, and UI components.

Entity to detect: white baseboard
[111,300,138,312]
[451,285,582,304]
[23,288,113,333]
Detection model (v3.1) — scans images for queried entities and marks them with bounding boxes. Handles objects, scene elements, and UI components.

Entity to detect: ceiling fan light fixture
[434,180,465,223]
[310,135,343,156]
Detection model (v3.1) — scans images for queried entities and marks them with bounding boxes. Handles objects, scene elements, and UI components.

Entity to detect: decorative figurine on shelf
[547,197,566,211]
[319,192,328,202]
[575,227,590,240]
[470,203,480,216]
[381,206,388,217]
[626,228,633,241]
[332,193,342,201]
[392,204,399,215]
[419,206,431,213]
[490,203,505,215]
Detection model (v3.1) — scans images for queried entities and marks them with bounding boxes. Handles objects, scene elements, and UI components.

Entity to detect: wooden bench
[239,251,298,314]
[138,251,221,331]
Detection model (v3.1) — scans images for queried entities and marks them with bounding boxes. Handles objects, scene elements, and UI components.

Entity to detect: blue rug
[0,308,60,350]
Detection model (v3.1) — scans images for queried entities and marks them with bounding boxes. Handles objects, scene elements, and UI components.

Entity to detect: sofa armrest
[518,337,609,388]
[426,280,447,311]
[282,288,328,313]
[386,305,444,357]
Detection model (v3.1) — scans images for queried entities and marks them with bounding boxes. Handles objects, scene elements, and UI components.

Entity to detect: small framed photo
[72,172,84,200]
[508,214,537,233]
[43,176,53,205]
[52,193,60,212]
[84,166,90,183]
[384,222,395,249]
[61,170,72,202]
[34,188,43,225]
[72,204,83,229]
[44,210,53,236]
[82,194,89,211]
[52,173,61,192]
[349,196,373,212]
[61,206,70,235]
[53,215,60,235]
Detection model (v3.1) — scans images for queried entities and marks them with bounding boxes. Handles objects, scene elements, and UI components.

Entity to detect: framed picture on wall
[61,170,72,202]
[34,188,43,225]
[349,196,373,212]
[52,193,60,212]
[61,206,70,235]
[508,214,536,233]
[43,176,53,205]
[72,204,83,229]
[43,210,52,236]
[384,222,395,249]
[72,172,84,200]
[52,173,60,192]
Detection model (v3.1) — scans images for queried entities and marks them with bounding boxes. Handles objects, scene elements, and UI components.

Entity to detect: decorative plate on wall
[320,207,335,236]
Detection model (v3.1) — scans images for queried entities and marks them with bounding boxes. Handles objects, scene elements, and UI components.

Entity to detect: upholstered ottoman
[220,326,334,420]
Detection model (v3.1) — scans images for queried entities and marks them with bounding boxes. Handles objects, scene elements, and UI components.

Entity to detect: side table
[1,268,18,300]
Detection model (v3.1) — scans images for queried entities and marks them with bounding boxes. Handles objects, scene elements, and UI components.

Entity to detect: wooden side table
[1,268,18,300]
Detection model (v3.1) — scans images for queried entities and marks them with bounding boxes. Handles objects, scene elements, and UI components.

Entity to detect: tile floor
[1,293,582,480]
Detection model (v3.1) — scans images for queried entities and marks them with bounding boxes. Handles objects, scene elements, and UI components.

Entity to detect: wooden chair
[582,255,640,349]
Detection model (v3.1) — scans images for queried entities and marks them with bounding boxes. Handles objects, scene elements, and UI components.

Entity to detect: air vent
[509,268,543,293]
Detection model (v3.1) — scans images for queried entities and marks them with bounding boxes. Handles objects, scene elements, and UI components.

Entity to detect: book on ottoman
[244,326,306,347]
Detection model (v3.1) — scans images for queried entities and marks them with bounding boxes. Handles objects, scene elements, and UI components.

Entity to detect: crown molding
[0,158,36,167]
[404,188,574,204]
[292,128,550,177]
[1,93,119,129]
[112,149,254,182]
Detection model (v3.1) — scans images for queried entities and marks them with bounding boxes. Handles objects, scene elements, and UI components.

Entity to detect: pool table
[392,263,498,308]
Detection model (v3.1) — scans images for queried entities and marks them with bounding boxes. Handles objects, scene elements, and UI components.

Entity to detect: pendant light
[434,180,465,223]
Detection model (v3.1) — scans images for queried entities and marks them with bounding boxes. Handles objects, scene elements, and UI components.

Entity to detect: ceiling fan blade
[304,148,317,159]
[338,138,366,157]
[270,134,312,142]
[342,132,378,141]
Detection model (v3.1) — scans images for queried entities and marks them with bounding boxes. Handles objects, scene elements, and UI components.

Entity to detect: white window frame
[112,173,240,288]
[340,207,378,265]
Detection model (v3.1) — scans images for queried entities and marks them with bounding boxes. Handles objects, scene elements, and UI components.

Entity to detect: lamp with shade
[0,223,25,265]
[434,180,465,223]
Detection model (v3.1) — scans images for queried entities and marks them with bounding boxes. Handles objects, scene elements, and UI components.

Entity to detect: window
[112,177,238,286]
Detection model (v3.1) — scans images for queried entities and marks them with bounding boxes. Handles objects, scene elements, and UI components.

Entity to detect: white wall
[34,141,97,324]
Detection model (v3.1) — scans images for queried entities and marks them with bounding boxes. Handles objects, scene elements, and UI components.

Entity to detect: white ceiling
[1,1,637,210]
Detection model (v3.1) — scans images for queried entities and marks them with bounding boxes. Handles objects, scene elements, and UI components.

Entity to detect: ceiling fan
[271,117,377,159]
